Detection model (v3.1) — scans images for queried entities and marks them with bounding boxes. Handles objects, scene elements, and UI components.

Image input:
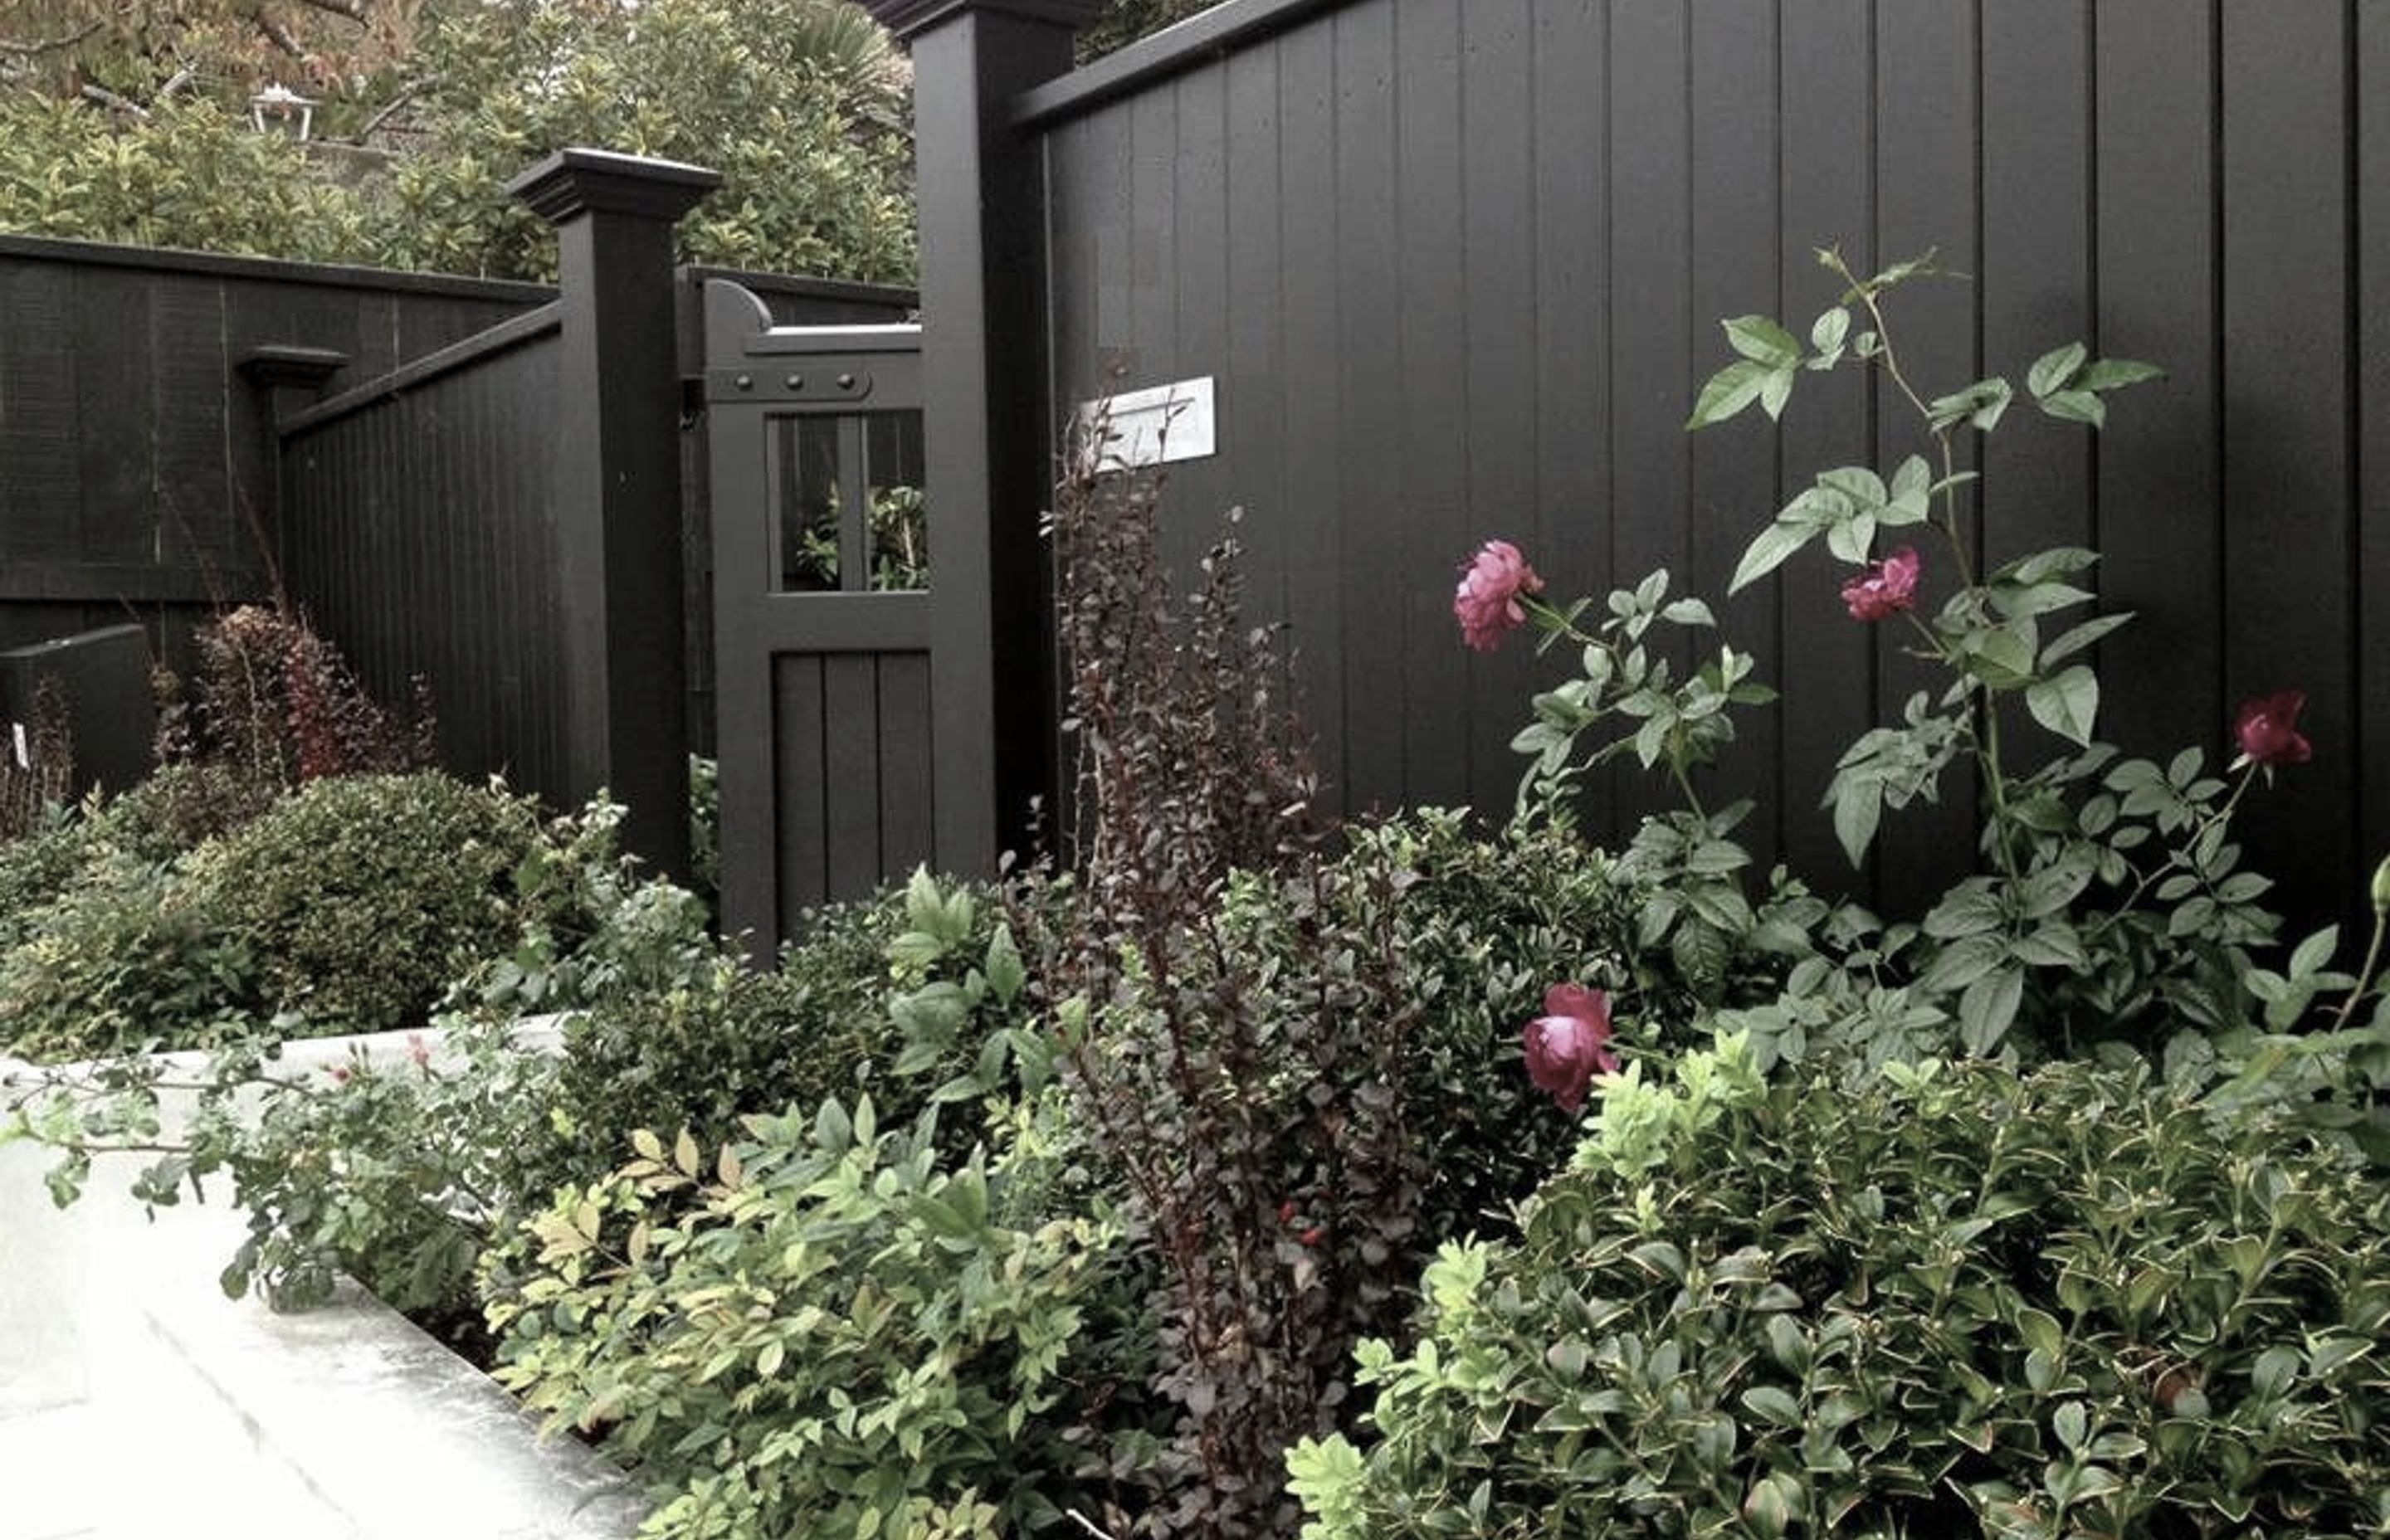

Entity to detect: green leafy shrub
[0,763,295,1057]
[100,761,285,855]
[0,846,257,1061]
[0,808,102,949]
[210,1017,559,1324]
[528,897,898,1200]
[189,772,540,1036]
[0,766,272,954]
[0,93,372,262]
[1328,810,1636,1242]
[1293,1050,2390,1538]
[468,826,1017,1206]
[484,1094,1118,1540]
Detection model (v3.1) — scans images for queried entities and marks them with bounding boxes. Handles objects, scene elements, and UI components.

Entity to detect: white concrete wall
[0,1029,644,1540]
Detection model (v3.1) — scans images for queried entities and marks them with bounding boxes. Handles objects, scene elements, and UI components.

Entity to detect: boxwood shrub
[1294,1052,2390,1538]
[188,772,542,1036]
[2,772,546,1060]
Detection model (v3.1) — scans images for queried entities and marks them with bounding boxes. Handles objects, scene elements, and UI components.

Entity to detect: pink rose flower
[1453,540,1544,652]
[2234,690,2311,767]
[1522,982,1618,1114]
[1841,546,1920,621]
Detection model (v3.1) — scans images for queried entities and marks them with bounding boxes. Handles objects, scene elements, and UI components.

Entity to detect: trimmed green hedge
[1295,1051,2390,1538]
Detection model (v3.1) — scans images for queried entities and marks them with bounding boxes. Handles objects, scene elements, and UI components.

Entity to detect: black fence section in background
[261,151,924,876]
[0,216,911,874]
[0,234,544,662]
[990,0,2389,931]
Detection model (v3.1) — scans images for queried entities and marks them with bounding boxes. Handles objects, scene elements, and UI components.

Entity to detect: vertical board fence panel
[2092,0,2225,789]
[1867,0,1980,917]
[1687,0,1783,869]
[2219,0,2359,924]
[1273,19,1345,800]
[1773,0,1879,889]
[2363,2,2390,879]
[1021,0,2388,927]
[1393,0,1470,811]
[277,310,570,799]
[1458,0,1542,811]
[1328,3,1406,813]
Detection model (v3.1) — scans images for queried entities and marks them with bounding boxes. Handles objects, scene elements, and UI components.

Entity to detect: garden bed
[0,1027,646,1540]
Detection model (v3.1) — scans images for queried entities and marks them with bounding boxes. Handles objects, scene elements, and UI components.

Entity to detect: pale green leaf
[2041,612,2134,666]
[1963,626,2038,690]
[1724,314,1803,366]
[1828,772,1883,868]
[2027,341,2088,400]
[2026,665,2100,746]
[1810,305,1850,356]
[1740,1386,1803,1427]
[1825,511,1877,564]
[1758,364,1796,421]
[2077,357,2164,392]
[1730,521,1815,593]
[1688,358,1772,429]
[2289,926,2340,979]
[2037,388,2105,427]
[1959,967,2025,1054]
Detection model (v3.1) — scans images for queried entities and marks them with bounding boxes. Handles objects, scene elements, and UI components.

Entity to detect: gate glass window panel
[772,415,848,592]
[865,412,928,591]
[769,411,928,594]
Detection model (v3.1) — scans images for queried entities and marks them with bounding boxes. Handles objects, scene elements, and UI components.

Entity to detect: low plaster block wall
[0,1027,645,1540]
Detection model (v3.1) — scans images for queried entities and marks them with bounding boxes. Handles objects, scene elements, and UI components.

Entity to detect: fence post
[509,148,719,880]
[237,344,349,584]
[861,0,1107,875]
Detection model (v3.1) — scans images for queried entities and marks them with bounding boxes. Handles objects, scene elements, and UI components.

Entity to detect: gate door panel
[705,279,930,952]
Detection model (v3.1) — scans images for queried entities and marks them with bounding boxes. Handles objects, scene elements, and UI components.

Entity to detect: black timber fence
[0,159,912,875]
[875,0,2390,933]
[0,235,545,662]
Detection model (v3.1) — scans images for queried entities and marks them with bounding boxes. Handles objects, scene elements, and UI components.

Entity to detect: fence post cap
[860,0,1109,43]
[507,148,721,225]
[237,344,350,390]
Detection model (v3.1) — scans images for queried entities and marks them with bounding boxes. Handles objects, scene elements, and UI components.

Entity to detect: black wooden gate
[703,279,940,952]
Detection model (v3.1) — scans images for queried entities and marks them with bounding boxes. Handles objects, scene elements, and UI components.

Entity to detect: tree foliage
[0,0,915,284]
[1076,0,1219,61]
[0,0,419,129]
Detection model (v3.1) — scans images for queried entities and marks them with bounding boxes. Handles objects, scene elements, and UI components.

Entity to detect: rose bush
[1473,246,2388,1077]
